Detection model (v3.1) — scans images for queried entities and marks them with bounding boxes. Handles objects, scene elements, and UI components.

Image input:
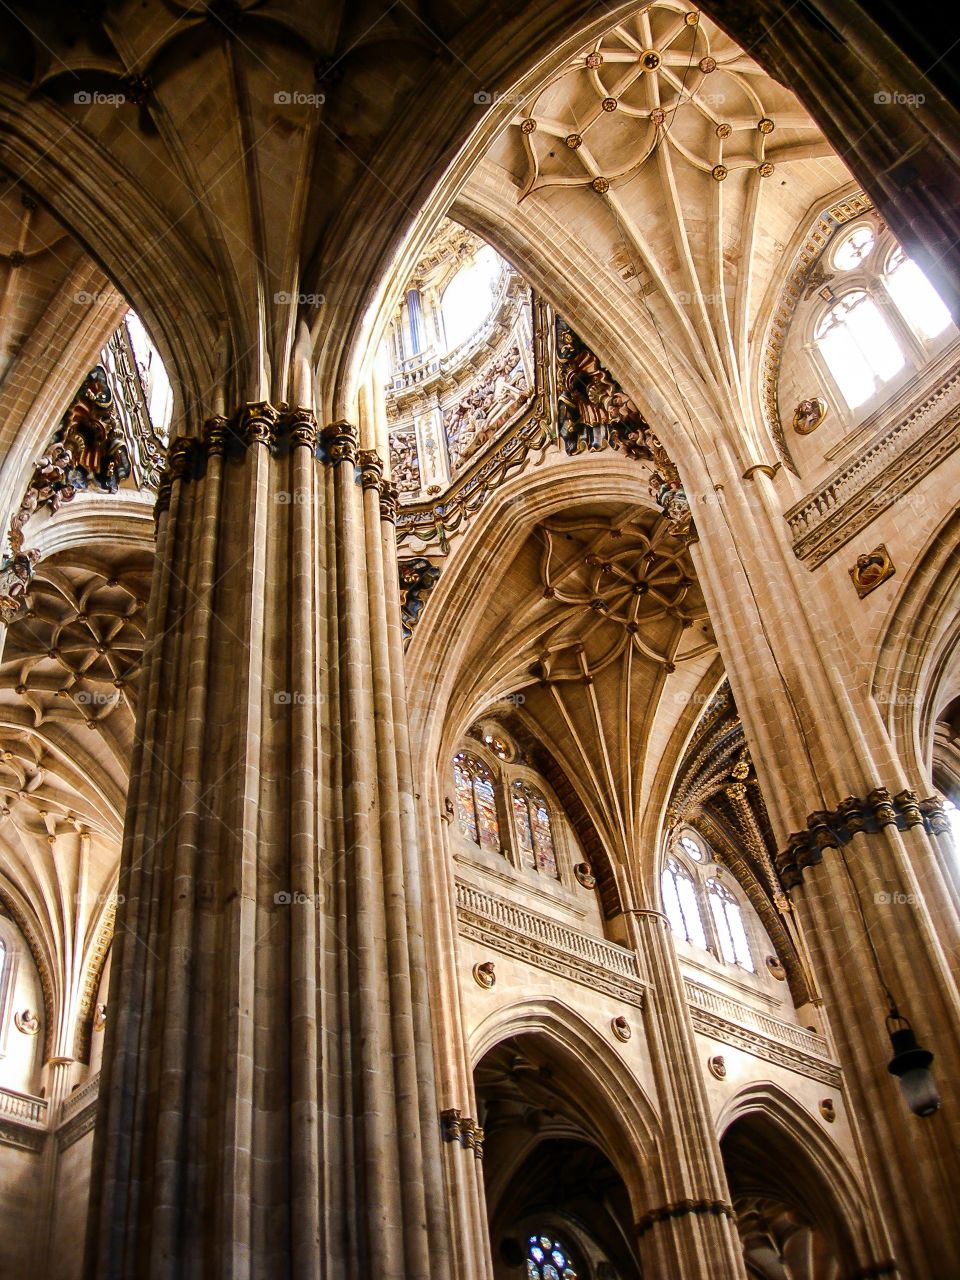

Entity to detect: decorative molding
[57,1097,98,1151]
[785,366,960,568]
[685,980,840,1087]
[399,557,441,647]
[636,1198,736,1238]
[455,880,648,1008]
[395,411,552,552]
[849,544,895,598]
[59,1071,99,1127]
[0,1117,45,1152]
[156,406,331,515]
[777,788,939,887]
[556,319,693,539]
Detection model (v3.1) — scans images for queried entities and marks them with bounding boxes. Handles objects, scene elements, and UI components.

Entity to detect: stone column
[686,455,960,1278]
[84,407,449,1279]
[630,909,747,1280]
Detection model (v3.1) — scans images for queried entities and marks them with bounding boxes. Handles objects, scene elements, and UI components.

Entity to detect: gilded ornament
[601,96,618,112]
[711,164,728,181]
[611,1015,632,1042]
[699,56,717,73]
[708,1054,727,1079]
[819,1098,836,1122]
[684,10,699,23]
[641,50,661,71]
[650,108,666,126]
[849,545,895,598]
[565,133,583,149]
[473,960,496,988]
[792,396,827,435]
[592,176,610,193]
[585,52,603,68]
[715,122,731,138]
[520,118,536,134]
[758,117,775,134]
[14,1009,40,1035]
[758,162,774,177]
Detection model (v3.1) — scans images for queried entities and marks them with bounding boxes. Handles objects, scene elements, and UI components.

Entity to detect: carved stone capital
[238,400,281,449]
[322,420,359,464]
[357,449,384,491]
[636,1198,735,1238]
[779,787,951,886]
[379,481,399,523]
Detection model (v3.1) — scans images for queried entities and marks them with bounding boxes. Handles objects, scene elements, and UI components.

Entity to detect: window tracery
[451,734,566,882]
[661,830,760,974]
[807,217,955,413]
[511,780,558,878]
[707,876,756,971]
[453,751,501,854]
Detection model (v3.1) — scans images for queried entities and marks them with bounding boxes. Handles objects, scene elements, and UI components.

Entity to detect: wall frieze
[777,789,946,888]
[56,1098,98,1151]
[688,1005,842,1087]
[0,1118,45,1152]
[455,879,647,1007]
[785,367,960,568]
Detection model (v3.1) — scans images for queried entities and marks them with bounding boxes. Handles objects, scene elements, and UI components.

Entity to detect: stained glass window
[527,1234,578,1280]
[707,877,755,971]
[512,781,558,877]
[662,856,707,950]
[453,751,500,853]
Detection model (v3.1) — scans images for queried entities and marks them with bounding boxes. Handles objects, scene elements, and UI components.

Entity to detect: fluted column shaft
[630,910,747,1280]
[685,445,960,1279]
[84,409,448,1280]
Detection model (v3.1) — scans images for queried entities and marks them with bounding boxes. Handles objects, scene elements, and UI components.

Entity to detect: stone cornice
[777,789,947,888]
[785,364,960,568]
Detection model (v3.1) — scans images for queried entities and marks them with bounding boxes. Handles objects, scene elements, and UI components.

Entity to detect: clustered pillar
[84,407,448,1279]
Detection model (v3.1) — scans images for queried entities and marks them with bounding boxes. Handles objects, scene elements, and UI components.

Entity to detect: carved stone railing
[454,880,842,1086]
[455,880,647,1006]
[0,1085,47,1127]
[59,1071,100,1126]
[685,979,841,1086]
[785,364,960,568]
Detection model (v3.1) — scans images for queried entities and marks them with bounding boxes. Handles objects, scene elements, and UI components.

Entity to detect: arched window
[511,780,558,878]
[453,751,500,853]
[707,876,755,971]
[884,247,952,342]
[662,855,708,949]
[441,244,502,350]
[526,1233,578,1280]
[814,290,905,409]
